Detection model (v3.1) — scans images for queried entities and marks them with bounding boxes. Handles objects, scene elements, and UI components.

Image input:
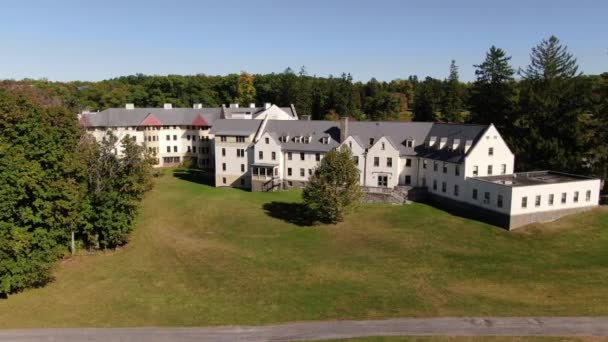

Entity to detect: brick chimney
[340,116,349,142]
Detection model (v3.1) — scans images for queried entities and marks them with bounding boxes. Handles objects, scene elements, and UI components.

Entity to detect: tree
[413,77,442,121]
[520,35,580,80]
[236,71,257,106]
[469,46,518,137]
[302,147,361,224]
[517,36,586,172]
[440,60,464,122]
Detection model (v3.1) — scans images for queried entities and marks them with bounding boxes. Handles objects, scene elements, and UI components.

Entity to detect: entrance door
[377,175,388,187]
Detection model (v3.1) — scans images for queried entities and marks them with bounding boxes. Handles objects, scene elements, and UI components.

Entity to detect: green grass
[0,168,607,328]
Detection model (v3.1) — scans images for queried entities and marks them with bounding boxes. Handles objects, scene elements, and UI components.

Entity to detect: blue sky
[0,0,606,82]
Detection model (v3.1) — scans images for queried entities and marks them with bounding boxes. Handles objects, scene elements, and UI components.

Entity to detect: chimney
[125,103,135,110]
[300,115,311,121]
[193,103,202,109]
[163,103,172,110]
[264,102,271,109]
[340,116,349,142]
[229,103,239,108]
[249,103,256,108]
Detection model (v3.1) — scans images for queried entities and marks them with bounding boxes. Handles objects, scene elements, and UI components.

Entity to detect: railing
[361,186,393,194]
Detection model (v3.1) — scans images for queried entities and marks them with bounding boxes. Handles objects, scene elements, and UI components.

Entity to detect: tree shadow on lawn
[173,168,214,186]
[262,201,316,227]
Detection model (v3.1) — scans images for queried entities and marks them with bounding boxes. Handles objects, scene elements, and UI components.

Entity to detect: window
[405,175,411,185]
[220,136,227,142]
[166,135,170,141]
[455,165,460,176]
[315,153,320,161]
[193,146,196,153]
[192,136,196,141]
[187,135,191,141]
[237,149,245,157]
[488,147,494,156]
[473,165,479,176]
[549,194,554,206]
[147,136,151,142]
[423,160,427,169]
[187,146,191,153]
[287,168,292,176]
[406,140,413,148]
[173,135,177,140]
[300,152,305,161]
[472,189,478,200]
[535,195,541,207]
[487,165,493,175]
[454,185,459,196]
[433,180,437,191]
[441,181,446,193]
[561,192,567,204]
[173,146,177,152]
[501,164,507,175]
[484,192,490,204]
[381,142,385,150]
[497,194,503,208]
[222,148,226,157]
[433,161,438,172]
[259,151,263,160]
[236,136,245,143]
[443,163,447,173]
[353,156,359,165]
[222,177,226,184]
[406,158,412,167]
[300,168,305,177]
[241,164,245,172]
[308,169,312,176]
[586,190,591,202]
[521,196,528,208]
[287,152,292,160]
[271,152,276,160]
[387,157,393,167]
[222,163,226,171]
[265,137,269,144]
[574,191,579,203]
[378,175,388,187]
[274,168,278,176]
[369,138,374,146]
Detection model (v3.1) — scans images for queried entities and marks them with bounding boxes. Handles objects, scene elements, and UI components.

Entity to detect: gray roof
[416,123,488,163]
[209,119,262,136]
[264,120,341,152]
[81,108,222,127]
[348,121,434,155]
[223,106,297,119]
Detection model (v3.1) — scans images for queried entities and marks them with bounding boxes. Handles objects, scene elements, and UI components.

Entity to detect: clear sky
[0,0,606,82]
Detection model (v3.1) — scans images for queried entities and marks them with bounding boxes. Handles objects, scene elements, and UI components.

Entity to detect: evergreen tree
[517,36,586,172]
[413,77,442,121]
[236,71,257,106]
[469,46,518,137]
[520,35,580,80]
[440,60,464,122]
[302,147,361,224]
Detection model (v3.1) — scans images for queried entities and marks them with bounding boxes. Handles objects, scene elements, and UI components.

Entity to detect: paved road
[1,317,607,341]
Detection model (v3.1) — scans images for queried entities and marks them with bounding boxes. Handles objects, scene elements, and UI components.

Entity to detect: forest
[0,35,606,296]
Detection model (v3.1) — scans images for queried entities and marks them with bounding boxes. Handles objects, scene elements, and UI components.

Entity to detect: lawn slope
[0,169,606,328]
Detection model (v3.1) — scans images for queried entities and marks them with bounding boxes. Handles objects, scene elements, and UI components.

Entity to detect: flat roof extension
[473,171,596,187]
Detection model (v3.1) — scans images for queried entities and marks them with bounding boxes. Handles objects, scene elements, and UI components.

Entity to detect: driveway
[1,317,607,341]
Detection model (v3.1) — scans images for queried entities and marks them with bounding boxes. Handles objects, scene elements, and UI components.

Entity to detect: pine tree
[440,60,464,122]
[520,35,579,80]
[469,46,518,137]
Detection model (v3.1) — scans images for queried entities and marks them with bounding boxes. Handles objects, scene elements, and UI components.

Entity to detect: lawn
[0,168,607,328]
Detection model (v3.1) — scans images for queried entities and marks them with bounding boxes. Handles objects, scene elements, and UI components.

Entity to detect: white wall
[464,124,514,178]
[420,159,467,201]
[254,132,283,178]
[283,150,324,181]
[340,136,366,185]
[364,137,400,187]
[214,135,254,186]
[509,178,601,215]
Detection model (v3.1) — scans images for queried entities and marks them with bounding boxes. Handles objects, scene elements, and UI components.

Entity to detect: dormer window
[321,136,330,145]
[369,138,375,146]
[405,139,414,148]
[294,136,302,143]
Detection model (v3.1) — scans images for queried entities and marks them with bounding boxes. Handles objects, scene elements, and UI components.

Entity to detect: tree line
[0,90,155,295]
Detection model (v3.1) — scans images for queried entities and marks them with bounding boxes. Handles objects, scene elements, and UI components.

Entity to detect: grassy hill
[0,169,606,328]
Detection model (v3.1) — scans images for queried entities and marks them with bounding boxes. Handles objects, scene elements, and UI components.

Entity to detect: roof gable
[140,113,162,126]
[191,114,209,126]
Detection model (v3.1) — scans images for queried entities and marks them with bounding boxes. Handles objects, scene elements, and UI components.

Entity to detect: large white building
[81,104,602,230]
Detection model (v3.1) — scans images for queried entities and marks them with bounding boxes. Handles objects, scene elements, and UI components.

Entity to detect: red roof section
[191,114,209,126]
[140,113,162,126]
